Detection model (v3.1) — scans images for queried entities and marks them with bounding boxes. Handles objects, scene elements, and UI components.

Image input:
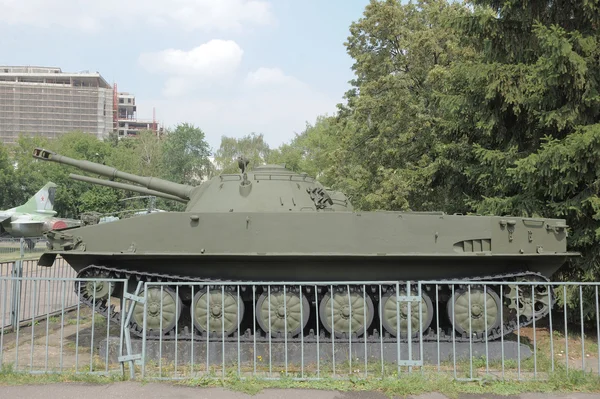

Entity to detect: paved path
[0,384,599,399]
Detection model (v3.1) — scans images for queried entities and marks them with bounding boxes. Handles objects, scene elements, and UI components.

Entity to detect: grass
[177,370,600,398]
[2,362,600,398]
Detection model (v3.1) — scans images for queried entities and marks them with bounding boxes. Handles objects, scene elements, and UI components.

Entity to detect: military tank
[32,147,578,343]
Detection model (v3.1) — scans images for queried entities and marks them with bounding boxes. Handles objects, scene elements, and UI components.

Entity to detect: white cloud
[0,0,273,33]
[139,40,244,96]
[137,67,338,150]
[139,41,244,77]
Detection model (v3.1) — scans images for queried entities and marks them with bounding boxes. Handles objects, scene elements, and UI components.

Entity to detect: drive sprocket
[504,276,553,320]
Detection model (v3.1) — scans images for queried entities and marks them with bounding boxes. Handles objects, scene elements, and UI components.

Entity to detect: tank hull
[32,149,580,343]
[42,210,573,281]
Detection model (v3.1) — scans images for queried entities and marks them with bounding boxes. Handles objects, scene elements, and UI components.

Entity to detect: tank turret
[33,148,353,213]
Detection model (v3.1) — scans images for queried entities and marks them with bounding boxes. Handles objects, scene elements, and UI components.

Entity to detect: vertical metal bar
[206,285,210,375]
[363,284,367,378]
[396,282,400,377]
[419,283,424,377]
[141,285,148,378]
[90,281,96,373]
[0,279,7,366]
[330,284,335,377]
[50,265,57,318]
[117,280,125,378]
[516,283,521,380]
[347,284,351,376]
[436,284,440,373]
[592,285,600,374]
[549,284,554,373]
[407,281,412,374]
[580,285,585,372]
[75,282,81,373]
[268,286,272,377]
[60,280,65,372]
[14,278,20,370]
[300,285,304,379]
[221,286,225,381]
[191,285,195,376]
[451,284,456,379]
[237,285,241,378]
[378,285,383,378]
[468,285,472,380]
[12,257,23,335]
[484,284,489,375]
[29,280,37,372]
[500,284,504,379]
[315,285,320,379]
[564,285,568,374]
[175,285,179,378]
[531,284,537,379]
[252,286,256,376]
[159,286,163,378]
[283,284,288,377]
[105,282,111,373]
[45,280,51,371]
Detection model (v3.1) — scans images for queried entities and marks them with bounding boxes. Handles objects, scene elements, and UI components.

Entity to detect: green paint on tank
[30,148,580,342]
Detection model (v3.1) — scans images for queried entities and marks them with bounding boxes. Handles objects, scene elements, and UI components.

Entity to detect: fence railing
[1,256,77,329]
[1,260,600,383]
[132,279,600,382]
[0,276,131,376]
[0,237,47,256]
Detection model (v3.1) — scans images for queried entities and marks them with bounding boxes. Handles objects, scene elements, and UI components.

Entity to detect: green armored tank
[32,147,578,342]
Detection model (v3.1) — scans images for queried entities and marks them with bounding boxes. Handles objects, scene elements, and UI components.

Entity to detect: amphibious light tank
[32,147,578,343]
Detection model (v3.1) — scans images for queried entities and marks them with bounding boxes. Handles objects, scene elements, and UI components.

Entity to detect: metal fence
[133,279,600,382]
[1,256,77,329]
[0,237,47,256]
[2,267,600,382]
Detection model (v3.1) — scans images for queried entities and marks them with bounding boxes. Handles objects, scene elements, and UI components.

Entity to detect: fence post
[9,238,25,329]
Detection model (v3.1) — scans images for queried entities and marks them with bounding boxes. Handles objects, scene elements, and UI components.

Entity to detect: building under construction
[117,91,161,137]
[0,66,159,145]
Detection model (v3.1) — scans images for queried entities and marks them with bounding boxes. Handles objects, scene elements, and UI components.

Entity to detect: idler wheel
[192,288,244,336]
[380,288,433,338]
[132,286,182,336]
[447,287,501,336]
[77,270,114,303]
[256,288,310,338]
[319,287,374,338]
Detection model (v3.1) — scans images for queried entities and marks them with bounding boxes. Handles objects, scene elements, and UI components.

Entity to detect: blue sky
[0,0,370,152]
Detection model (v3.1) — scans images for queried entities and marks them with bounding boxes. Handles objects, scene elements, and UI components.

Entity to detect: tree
[161,123,212,185]
[0,142,18,209]
[214,133,271,173]
[328,0,471,211]
[428,0,600,281]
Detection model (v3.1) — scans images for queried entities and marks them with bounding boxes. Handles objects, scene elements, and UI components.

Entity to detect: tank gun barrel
[69,174,187,203]
[33,148,193,201]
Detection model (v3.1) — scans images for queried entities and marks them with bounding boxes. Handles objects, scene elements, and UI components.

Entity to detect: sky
[0,0,371,152]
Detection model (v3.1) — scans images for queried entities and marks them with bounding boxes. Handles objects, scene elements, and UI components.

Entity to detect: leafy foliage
[214,133,271,173]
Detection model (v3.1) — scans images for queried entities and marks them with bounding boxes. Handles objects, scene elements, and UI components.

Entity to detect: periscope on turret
[30,147,579,343]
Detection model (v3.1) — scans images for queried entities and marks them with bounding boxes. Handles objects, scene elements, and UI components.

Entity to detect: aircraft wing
[10,219,44,225]
[0,212,12,223]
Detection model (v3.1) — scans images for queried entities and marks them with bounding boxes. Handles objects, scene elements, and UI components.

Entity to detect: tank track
[75,264,555,344]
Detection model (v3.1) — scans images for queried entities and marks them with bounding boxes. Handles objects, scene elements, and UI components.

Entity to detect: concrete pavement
[0,383,599,399]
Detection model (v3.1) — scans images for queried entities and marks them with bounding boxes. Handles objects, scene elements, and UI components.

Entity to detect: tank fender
[37,253,57,267]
